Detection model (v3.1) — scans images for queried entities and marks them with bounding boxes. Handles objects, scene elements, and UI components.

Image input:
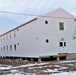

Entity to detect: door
[59,41,67,53]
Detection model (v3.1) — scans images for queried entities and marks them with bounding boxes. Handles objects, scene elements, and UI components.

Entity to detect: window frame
[59,41,66,47]
[59,22,64,30]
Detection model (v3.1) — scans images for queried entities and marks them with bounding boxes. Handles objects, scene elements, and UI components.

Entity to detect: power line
[0,10,75,19]
[0,10,39,16]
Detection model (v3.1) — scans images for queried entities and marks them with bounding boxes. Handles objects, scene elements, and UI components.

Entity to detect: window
[64,42,66,46]
[6,46,8,51]
[74,19,76,21]
[73,34,76,39]
[3,35,5,40]
[59,22,64,30]
[1,37,2,42]
[10,33,11,38]
[2,36,3,41]
[14,44,16,50]
[10,45,12,51]
[46,39,49,43]
[1,47,2,51]
[60,42,66,47]
[17,28,19,31]
[18,43,19,45]
[3,46,5,51]
[45,20,48,24]
[73,36,76,39]
[14,31,16,37]
[6,34,8,40]
[60,42,63,47]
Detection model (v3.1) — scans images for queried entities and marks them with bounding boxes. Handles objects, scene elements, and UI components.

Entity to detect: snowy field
[0,59,76,75]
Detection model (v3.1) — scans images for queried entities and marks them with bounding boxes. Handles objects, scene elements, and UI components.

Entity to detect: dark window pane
[10,45,12,51]
[18,43,19,45]
[46,39,49,43]
[60,42,63,47]
[14,44,16,50]
[1,47,2,51]
[59,22,64,30]
[4,47,5,51]
[45,21,48,24]
[64,42,66,46]
[14,31,16,37]
[6,46,8,51]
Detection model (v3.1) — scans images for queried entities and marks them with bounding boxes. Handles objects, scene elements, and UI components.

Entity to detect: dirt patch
[0,59,76,75]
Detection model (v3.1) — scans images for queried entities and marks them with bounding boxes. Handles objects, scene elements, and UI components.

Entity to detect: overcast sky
[0,0,76,34]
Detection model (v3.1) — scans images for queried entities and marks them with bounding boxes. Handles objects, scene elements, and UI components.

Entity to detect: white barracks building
[0,8,76,60]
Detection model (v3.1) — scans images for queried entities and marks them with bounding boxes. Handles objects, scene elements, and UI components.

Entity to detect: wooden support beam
[38,58,42,62]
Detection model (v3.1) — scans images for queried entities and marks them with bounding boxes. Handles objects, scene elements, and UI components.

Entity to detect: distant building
[0,8,76,60]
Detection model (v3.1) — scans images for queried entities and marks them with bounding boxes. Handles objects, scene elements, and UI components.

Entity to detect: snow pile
[0,62,48,70]
[60,60,76,63]
[44,69,58,73]
[54,65,61,67]
[59,67,68,70]
[0,65,12,70]
[51,71,76,75]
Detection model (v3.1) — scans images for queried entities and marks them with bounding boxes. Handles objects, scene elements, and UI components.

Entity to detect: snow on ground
[51,71,76,75]
[43,69,59,73]
[0,62,47,70]
[58,67,68,70]
[0,60,76,75]
[60,60,76,63]
[0,65,12,70]
[0,60,75,70]
[54,65,61,67]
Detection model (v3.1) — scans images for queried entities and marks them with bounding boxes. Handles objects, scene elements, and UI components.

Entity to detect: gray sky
[0,0,76,34]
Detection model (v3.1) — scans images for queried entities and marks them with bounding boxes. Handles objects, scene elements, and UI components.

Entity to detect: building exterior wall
[36,16,76,57]
[0,9,76,58]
